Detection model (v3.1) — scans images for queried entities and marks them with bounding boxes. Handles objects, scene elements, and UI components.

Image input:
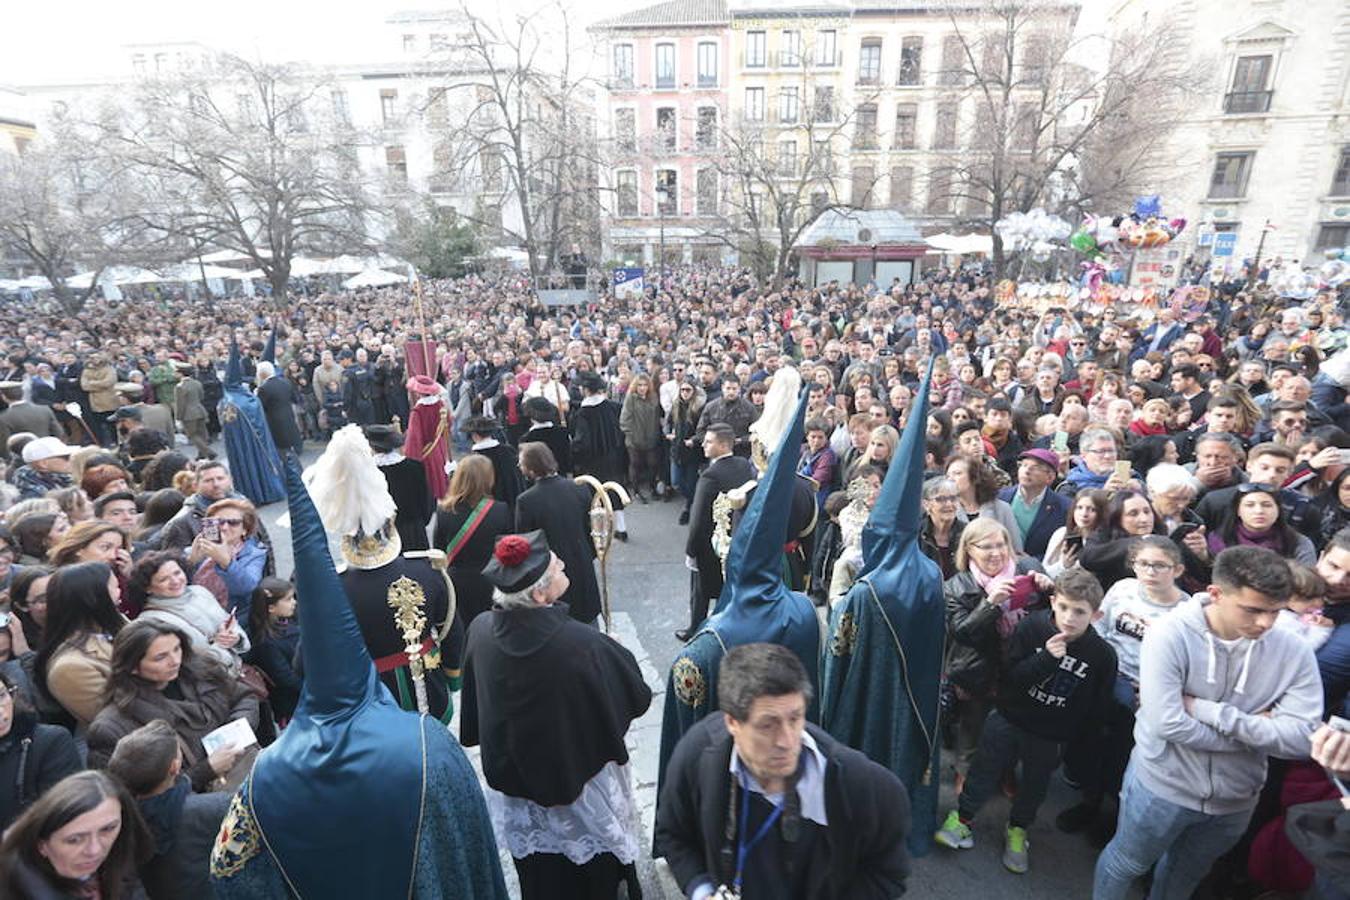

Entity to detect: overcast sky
[4,0,1107,87]
[1,0,632,86]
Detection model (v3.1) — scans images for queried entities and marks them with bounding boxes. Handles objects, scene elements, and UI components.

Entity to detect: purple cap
[1019,448,1061,472]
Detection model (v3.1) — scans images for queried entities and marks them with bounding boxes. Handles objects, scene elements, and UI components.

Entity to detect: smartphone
[1339,449,1350,466]
[1064,534,1084,553]
[201,518,222,543]
[1052,430,1070,453]
[1330,716,1350,797]
[1114,460,1132,482]
[1171,522,1202,540]
[1007,574,1037,611]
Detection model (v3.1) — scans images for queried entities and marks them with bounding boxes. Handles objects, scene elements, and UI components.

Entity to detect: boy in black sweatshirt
[935,567,1117,874]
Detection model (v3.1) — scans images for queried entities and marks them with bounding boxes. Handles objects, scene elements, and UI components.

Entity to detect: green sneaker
[1002,825,1029,873]
[935,810,974,850]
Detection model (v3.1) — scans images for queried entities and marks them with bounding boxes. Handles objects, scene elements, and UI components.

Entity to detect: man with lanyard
[656,643,911,899]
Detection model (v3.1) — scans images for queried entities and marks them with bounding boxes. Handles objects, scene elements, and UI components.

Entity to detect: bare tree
[441,1,602,281]
[0,121,151,315]
[932,0,1204,276]
[699,66,870,285]
[91,54,378,302]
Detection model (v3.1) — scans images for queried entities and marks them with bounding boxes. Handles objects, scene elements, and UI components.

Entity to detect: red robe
[403,398,451,501]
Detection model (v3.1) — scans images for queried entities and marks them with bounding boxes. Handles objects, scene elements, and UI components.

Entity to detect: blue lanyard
[733,779,783,891]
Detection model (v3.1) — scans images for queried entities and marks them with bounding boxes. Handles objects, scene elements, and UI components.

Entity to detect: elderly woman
[129,551,250,673]
[85,620,259,790]
[188,497,269,633]
[944,519,1052,781]
[920,476,966,580]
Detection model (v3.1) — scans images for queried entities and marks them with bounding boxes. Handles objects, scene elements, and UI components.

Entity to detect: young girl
[1275,563,1335,651]
[247,577,301,724]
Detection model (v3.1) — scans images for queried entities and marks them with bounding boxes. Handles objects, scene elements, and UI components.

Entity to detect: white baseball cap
[22,436,76,464]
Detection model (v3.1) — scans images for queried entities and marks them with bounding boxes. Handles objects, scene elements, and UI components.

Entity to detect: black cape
[515,474,602,624]
[460,602,651,806]
[523,423,573,475]
[379,455,435,552]
[570,399,626,483]
[475,442,525,509]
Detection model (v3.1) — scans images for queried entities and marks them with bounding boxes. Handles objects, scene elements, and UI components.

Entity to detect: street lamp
[655,185,669,293]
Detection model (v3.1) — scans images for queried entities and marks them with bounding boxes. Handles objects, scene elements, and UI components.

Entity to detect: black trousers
[958,709,1062,828]
[513,851,640,900]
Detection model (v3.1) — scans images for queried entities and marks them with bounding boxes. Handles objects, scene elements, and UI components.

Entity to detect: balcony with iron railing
[1224,90,1273,114]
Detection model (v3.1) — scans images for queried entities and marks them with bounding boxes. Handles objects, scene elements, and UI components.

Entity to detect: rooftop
[591,0,729,30]
[795,208,926,247]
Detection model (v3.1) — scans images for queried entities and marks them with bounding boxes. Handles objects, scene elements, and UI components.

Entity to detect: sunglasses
[218,518,245,528]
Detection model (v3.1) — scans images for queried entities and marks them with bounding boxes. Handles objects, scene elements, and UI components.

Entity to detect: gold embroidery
[829,611,858,657]
[672,656,707,709]
[387,576,430,680]
[210,790,261,878]
[220,403,239,424]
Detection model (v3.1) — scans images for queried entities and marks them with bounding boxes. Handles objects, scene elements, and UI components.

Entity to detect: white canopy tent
[342,268,407,289]
[196,248,271,264]
[926,233,994,255]
[159,262,251,282]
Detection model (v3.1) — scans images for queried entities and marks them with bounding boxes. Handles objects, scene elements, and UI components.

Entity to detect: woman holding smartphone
[188,499,268,636]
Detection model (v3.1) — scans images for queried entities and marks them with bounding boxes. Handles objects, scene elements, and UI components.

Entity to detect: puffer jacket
[0,711,82,830]
[943,556,1047,697]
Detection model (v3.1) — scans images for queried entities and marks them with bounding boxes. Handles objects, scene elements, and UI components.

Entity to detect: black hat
[363,424,401,454]
[111,406,143,421]
[482,530,551,594]
[575,371,607,394]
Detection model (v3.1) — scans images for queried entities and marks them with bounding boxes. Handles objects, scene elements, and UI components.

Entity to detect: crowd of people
[0,258,1347,897]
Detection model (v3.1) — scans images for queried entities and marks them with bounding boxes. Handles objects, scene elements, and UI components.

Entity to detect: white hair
[491,563,555,610]
[255,361,276,381]
[1146,463,1201,497]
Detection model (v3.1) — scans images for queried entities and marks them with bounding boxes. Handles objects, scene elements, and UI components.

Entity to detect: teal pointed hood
[224,338,243,390]
[261,326,276,365]
[860,359,934,577]
[247,455,423,898]
[704,384,808,636]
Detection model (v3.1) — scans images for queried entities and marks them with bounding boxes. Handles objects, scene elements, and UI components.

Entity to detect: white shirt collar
[581,393,606,407]
[528,421,554,430]
[472,437,500,450]
[728,729,828,827]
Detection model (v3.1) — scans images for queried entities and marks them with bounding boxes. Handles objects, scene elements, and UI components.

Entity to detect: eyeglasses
[927,494,959,504]
[218,518,244,528]
[1083,446,1117,456]
[1134,560,1175,572]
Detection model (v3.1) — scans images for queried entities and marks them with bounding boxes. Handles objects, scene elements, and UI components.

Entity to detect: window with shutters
[898,37,923,86]
[656,169,678,215]
[893,103,917,149]
[616,170,638,216]
[852,165,877,209]
[933,102,957,150]
[380,89,397,124]
[614,109,636,153]
[812,86,834,123]
[853,104,878,149]
[696,107,718,150]
[927,171,952,214]
[613,44,634,88]
[656,44,676,89]
[889,166,913,209]
[858,39,882,85]
[1209,152,1254,199]
[697,168,719,216]
[939,35,965,86]
[656,107,678,152]
[1225,55,1273,113]
[1331,146,1350,196]
[385,145,407,182]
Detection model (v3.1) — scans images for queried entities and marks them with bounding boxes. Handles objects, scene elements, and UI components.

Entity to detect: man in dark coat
[366,424,434,552]
[997,448,1071,560]
[255,361,304,457]
[522,397,572,474]
[655,644,911,900]
[463,415,525,510]
[515,442,601,625]
[461,529,651,899]
[681,424,756,640]
[570,371,625,485]
[343,348,378,427]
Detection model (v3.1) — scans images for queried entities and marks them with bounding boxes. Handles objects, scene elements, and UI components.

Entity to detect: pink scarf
[972,558,1026,638]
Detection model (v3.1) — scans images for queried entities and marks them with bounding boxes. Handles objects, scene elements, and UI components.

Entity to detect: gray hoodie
[1133,595,1322,816]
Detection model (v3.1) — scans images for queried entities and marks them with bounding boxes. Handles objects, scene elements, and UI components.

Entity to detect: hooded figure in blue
[219,338,285,505]
[210,455,509,899]
[820,361,945,856]
[657,373,820,792]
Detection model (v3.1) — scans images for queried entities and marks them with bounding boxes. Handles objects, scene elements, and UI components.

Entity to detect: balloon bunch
[995,208,1072,253]
[1070,195,1188,258]
[1268,264,1318,300]
[1319,247,1350,289]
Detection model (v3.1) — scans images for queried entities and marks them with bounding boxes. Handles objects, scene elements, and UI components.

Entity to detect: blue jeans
[670,457,699,506]
[1093,765,1253,899]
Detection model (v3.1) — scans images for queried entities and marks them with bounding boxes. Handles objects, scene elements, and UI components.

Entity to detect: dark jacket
[686,454,758,603]
[522,422,573,475]
[86,668,260,791]
[996,609,1117,743]
[0,712,82,831]
[515,475,602,624]
[944,557,1047,697]
[378,456,434,552]
[655,714,911,900]
[256,376,303,452]
[997,486,1071,560]
[4,857,148,900]
[136,778,230,900]
[432,499,513,626]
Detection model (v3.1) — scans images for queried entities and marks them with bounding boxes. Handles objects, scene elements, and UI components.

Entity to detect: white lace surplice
[484,761,640,865]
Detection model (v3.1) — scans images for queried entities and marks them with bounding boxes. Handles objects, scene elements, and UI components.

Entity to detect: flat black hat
[482,530,551,594]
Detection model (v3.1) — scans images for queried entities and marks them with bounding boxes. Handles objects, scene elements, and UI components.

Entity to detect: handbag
[238,662,272,701]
